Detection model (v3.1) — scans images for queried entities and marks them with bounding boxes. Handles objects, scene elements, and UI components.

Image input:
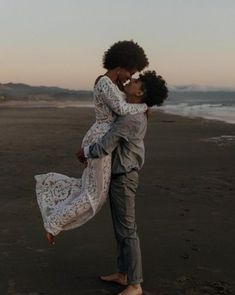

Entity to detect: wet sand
[0,107,235,295]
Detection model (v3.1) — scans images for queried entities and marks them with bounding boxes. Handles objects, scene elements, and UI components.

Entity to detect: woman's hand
[76,148,88,167]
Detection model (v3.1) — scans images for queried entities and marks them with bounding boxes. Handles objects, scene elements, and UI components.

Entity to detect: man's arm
[85,115,133,159]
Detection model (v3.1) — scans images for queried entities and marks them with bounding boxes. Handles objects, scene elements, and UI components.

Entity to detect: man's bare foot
[100,272,128,286]
[46,232,55,245]
[118,284,143,295]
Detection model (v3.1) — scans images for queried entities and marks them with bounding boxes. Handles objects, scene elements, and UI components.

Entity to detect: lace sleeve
[96,76,147,116]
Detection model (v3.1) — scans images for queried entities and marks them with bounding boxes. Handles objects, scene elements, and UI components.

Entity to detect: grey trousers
[109,170,143,285]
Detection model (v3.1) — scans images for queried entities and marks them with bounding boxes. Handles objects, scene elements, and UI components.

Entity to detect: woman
[34,40,149,244]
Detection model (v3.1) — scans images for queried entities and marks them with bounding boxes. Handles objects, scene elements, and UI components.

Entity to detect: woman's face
[117,68,137,84]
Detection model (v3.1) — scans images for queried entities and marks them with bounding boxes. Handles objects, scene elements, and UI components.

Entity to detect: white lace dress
[34,76,147,236]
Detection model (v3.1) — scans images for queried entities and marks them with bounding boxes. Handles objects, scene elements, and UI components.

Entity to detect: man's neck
[126,95,142,104]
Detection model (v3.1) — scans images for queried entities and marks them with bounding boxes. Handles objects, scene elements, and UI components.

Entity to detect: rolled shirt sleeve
[83,145,91,158]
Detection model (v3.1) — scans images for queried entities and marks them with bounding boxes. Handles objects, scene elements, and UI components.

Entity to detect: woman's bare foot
[46,232,55,245]
[118,284,143,295]
[100,272,128,286]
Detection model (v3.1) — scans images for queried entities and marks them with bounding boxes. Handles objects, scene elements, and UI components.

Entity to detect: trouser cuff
[128,278,143,285]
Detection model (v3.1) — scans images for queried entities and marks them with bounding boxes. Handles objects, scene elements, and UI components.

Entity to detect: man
[77,71,168,295]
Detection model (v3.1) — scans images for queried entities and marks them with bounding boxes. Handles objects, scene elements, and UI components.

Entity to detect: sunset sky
[1,0,234,90]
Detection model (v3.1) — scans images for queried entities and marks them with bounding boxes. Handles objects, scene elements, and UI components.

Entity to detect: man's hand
[76,148,88,166]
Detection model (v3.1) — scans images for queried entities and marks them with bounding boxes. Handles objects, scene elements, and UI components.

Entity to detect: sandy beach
[0,107,235,295]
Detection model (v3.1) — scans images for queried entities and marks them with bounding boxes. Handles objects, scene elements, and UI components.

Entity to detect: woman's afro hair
[103,40,149,71]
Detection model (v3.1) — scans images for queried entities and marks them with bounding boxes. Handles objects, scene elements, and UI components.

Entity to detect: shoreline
[1,103,235,125]
[157,108,235,125]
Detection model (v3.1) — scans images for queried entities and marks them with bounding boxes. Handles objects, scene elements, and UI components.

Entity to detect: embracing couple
[34,40,168,295]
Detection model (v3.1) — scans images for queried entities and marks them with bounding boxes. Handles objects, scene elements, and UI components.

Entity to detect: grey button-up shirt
[85,113,147,175]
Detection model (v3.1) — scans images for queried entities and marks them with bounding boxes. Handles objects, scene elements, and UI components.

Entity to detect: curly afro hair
[139,71,168,107]
[103,40,149,71]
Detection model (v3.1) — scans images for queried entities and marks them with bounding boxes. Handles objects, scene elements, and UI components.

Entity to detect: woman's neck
[105,69,124,91]
[105,69,118,84]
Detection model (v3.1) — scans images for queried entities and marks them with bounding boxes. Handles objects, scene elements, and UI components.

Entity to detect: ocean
[157,91,235,124]
[1,90,235,124]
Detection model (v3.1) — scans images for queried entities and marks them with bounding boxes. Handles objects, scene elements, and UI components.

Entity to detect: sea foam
[157,103,235,124]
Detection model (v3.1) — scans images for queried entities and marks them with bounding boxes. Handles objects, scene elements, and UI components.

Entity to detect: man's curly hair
[103,40,149,71]
[139,71,168,107]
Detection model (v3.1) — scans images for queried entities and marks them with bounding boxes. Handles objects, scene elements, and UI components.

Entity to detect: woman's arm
[96,76,147,115]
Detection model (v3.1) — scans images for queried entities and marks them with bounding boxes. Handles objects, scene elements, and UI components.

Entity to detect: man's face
[117,68,137,84]
[124,79,144,101]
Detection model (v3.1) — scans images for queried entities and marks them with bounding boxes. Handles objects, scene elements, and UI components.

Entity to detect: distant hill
[0,82,93,102]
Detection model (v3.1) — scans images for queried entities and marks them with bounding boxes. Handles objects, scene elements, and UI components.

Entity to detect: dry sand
[0,107,235,295]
